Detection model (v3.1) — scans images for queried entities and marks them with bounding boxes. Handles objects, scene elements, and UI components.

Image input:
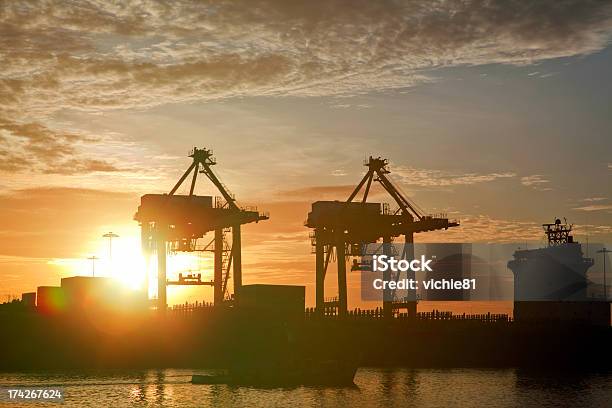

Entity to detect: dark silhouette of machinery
[134,147,268,311]
[508,218,610,326]
[543,218,574,246]
[305,156,459,318]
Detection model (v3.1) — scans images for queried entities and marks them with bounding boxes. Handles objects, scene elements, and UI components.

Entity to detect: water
[1,368,610,407]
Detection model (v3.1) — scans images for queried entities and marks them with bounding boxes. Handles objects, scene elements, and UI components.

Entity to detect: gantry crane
[134,147,268,311]
[305,156,459,318]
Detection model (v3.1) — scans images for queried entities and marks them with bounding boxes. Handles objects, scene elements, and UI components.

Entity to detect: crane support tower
[305,156,459,318]
[134,147,269,311]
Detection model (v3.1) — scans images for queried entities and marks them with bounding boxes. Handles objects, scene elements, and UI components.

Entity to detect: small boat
[192,359,357,387]
[191,372,232,384]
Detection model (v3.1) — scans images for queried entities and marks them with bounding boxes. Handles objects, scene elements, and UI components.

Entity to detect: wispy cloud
[2,1,612,118]
[572,204,612,212]
[421,214,612,243]
[2,0,611,176]
[520,174,551,190]
[393,166,515,187]
[0,118,121,174]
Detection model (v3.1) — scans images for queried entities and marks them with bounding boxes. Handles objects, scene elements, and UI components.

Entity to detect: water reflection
[513,369,610,407]
[154,370,165,405]
[130,371,147,403]
[0,368,609,407]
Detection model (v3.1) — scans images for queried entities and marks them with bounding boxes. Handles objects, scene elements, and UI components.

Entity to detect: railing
[382,203,391,215]
[305,307,511,322]
[412,310,509,322]
[168,301,215,315]
[214,196,225,208]
[236,205,269,219]
[425,212,447,219]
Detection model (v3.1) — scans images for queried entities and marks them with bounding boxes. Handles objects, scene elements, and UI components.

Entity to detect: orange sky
[0,175,607,314]
[1,1,612,312]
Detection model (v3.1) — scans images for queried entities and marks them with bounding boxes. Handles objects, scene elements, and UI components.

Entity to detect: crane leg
[405,232,416,318]
[141,226,150,301]
[156,236,166,312]
[383,236,393,318]
[232,224,242,302]
[214,228,223,305]
[337,239,348,317]
[315,235,325,316]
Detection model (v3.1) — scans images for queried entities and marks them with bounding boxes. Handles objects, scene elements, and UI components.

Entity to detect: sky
[1,0,611,308]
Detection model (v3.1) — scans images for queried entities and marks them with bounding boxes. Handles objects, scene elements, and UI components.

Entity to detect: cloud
[0,118,121,174]
[520,174,551,190]
[1,0,611,177]
[419,214,542,243]
[421,214,612,243]
[2,0,612,121]
[393,166,515,187]
[572,204,612,212]
[43,159,123,175]
[574,198,611,212]
[0,0,610,185]
[329,103,372,110]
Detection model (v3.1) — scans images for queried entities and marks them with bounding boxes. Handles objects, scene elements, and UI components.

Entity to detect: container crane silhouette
[134,147,268,311]
[306,156,459,318]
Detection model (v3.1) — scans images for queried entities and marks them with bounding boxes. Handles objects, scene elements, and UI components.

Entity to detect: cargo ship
[508,218,610,326]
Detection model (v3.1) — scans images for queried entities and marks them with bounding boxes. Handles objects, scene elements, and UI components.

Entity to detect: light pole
[88,255,99,277]
[597,247,611,301]
[102,232,119,262]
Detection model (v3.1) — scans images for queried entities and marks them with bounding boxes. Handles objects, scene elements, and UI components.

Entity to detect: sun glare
[47,225,219,306]
[93,230,216,301]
